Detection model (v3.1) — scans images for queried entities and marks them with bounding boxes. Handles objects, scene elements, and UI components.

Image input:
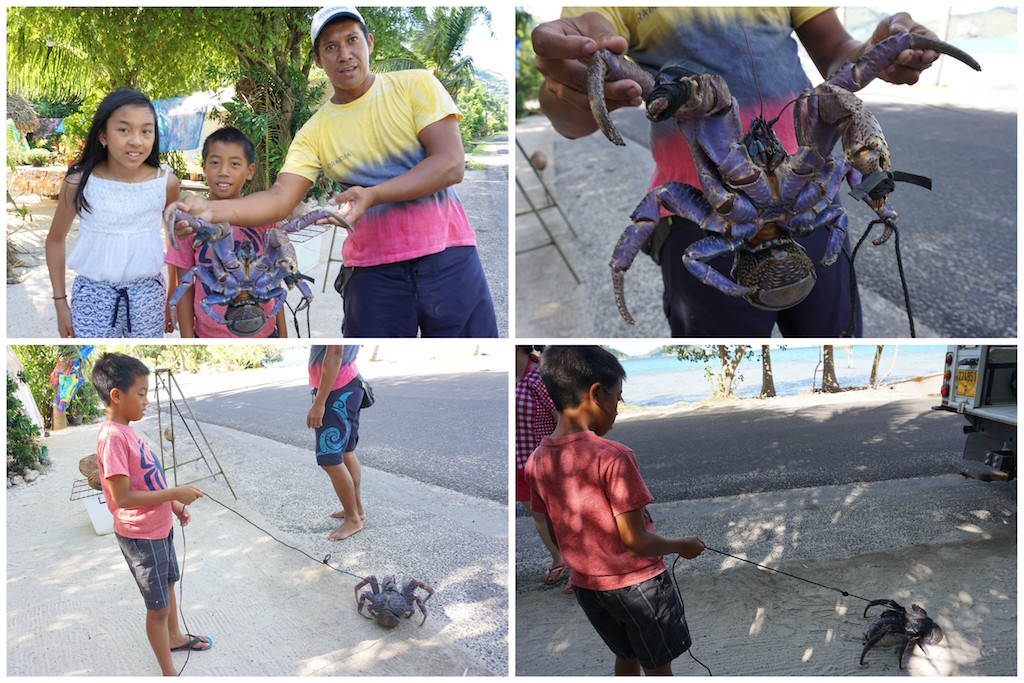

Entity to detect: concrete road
[516,86,1016,338]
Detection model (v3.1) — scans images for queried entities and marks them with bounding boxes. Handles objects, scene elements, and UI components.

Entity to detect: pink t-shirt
[95,421,173,539]
[165,224,280,338]
[308,345,359,391]
[526,431,666,590]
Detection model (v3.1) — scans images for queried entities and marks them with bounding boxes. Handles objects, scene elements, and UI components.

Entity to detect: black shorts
[115,528,180,611]
[574,571,692,670]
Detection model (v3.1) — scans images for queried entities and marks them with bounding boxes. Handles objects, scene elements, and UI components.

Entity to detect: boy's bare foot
[328,519,363,541]
[330,510,367,521]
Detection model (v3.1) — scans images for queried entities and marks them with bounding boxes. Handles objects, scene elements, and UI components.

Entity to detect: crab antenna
[741,24,766,119]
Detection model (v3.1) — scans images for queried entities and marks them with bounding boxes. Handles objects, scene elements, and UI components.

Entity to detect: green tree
[515,8,544,117]
[668,345,757,399]
[6,7,233,101]
[374,7,489,100]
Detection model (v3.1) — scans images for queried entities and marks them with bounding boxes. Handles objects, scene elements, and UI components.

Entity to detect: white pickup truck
[933,345,1017,482]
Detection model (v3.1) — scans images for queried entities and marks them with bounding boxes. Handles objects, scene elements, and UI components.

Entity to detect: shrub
[22,148,52,167]
[7,372,44,474]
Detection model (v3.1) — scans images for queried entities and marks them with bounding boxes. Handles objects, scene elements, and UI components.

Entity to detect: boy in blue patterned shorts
[307,344,366,540]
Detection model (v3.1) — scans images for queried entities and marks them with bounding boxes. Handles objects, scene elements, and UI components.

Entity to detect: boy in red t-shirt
[525,346,705,675]
[91,353,210,675]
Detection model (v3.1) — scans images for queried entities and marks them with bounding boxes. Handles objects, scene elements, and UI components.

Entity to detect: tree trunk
[369,345,379,362]
[717,345,747,398]
[821,345,841,393]
[760,345,776,398]
[869,345,884,389]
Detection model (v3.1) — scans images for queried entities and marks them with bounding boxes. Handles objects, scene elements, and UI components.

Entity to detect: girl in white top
[46,89,180,338]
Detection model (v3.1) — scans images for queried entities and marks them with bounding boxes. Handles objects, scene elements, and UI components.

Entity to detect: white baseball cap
[310,6,366,45]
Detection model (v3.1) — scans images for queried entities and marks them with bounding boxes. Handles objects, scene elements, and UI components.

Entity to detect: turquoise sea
[620,345,947,407]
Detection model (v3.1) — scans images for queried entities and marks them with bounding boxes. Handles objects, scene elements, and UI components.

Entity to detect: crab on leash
[860,598,944,669]
[166,206,352,336]
[587,32,981,324]
[355,575,435,628]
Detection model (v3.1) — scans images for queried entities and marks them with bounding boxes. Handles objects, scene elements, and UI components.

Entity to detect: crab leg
[829,33,980,95]
[587,49,656,146]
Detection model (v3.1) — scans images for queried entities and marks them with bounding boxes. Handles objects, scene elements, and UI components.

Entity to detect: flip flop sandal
[544,564,566,584]
[564,572,573,594]
[171,634,213,652]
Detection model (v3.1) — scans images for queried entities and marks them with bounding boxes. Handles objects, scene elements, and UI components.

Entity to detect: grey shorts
[115,528,180,611]
[573,570,692,670]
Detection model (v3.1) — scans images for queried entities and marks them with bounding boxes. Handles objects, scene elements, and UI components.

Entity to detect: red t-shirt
[526,431,666,590]
[95,421,172,539]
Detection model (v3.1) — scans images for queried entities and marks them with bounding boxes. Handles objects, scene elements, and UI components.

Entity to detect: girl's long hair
[69,88,161,214]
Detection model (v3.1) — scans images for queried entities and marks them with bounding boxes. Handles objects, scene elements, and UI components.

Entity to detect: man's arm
[797,9,940,83]
[615,508,706,559]
[533,11,640,139]
[328,114,465,225]
[166,172,313,238]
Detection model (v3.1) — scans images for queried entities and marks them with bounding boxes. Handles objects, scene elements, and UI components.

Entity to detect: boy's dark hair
[314,16,370,58]
[90,352,150,406]
[202,126,256,165]
[69,88,160,215]
[540,346,626,412]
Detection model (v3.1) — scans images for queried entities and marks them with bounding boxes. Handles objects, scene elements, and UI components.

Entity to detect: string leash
[173,491,370,676]
[670,545,875,676]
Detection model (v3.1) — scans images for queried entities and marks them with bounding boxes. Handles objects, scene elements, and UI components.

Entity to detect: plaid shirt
[515,363,557,470]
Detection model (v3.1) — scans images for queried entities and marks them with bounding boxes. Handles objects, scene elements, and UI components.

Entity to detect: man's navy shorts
[341,246,499,337]
[573,571,692,670]
[313,378,362,467]
[116,528,181,611]
[659,216,863,337]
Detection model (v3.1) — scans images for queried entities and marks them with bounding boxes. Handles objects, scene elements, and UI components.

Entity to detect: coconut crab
[354,575,435,628]
[167,207,352,336]
[860,598,944,669]
[587,32,981,324]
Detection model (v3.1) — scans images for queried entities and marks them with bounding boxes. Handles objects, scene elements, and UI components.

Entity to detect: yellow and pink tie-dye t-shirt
[563,7,829,194]
[280,70,476,267]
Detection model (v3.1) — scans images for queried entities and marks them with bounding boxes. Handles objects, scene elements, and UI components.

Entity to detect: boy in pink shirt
[526,346,705,675]
[91,352,210,675]
[165,126,287,338]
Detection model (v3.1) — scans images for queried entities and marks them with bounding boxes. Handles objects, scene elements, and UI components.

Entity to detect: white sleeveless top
[67,164,169,282]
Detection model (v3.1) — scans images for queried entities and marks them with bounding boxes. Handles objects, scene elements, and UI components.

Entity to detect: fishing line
[669,544,877,676]
[201,490,367,581]
[172,492,370,676]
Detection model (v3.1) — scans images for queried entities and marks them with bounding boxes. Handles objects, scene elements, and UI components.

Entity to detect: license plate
[956,369,977,398]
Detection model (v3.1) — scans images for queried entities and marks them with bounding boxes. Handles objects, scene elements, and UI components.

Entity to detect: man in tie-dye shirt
[167,6,498,338]
[535,8,942,337]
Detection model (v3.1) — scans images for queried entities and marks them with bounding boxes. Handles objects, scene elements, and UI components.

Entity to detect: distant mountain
[475,68,508,102]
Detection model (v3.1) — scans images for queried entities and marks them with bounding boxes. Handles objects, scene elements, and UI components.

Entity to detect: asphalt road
[599,95,1016,337]
[516,393,973,517]
[612,395,968,501]
[178,371,508,504]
